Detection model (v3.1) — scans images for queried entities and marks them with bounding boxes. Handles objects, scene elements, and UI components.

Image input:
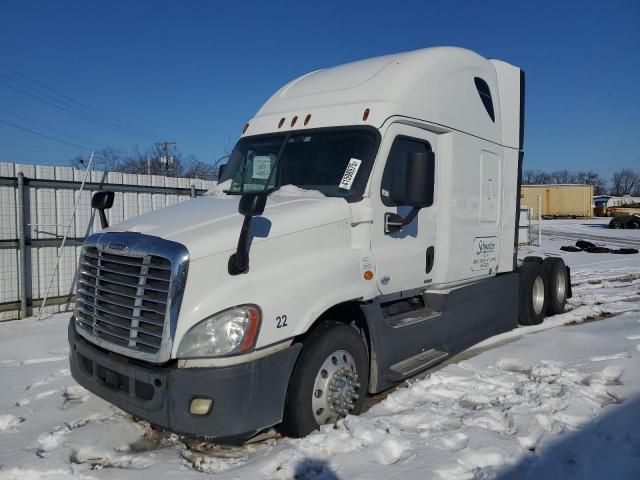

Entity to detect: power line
[0,77,155,141]
[0,107,102,148]
[0,118,94,152]
[0,117,122,166]
[6,143,89,154]
[0,63,159,141]
[0,73,157,141]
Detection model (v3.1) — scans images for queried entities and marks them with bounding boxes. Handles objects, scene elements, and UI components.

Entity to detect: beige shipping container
[521,184,593,219]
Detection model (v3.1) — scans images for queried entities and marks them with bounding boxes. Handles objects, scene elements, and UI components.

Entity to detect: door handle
[426,246,435,274]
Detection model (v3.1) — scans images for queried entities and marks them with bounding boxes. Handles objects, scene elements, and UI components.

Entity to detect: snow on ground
[1,219,639,479]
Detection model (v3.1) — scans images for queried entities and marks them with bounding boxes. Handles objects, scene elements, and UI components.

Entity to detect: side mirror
[385,151,435,233]
[91,190,115,210]
[229,192,269,275]
[391,151,435,207]
[91,191,115,229]
[218,164,226,179]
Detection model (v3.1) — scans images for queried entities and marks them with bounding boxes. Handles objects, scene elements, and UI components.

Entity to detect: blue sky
[1,0,638,176]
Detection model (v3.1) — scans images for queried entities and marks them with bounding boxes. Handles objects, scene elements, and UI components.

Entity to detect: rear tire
[518,261,547,326]
[609,218,623,229]
[279,321,369,438]
[543,258,567,316]
[522,256,543,264]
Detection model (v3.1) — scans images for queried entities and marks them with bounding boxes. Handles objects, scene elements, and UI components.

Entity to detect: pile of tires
[560,240,638,254]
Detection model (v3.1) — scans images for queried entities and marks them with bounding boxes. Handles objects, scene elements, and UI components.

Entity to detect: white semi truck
[69,46,571,443]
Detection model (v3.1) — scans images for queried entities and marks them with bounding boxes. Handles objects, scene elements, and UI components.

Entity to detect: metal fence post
[190,184,196,198]
[17,172,29,319]
[537,194,542,246]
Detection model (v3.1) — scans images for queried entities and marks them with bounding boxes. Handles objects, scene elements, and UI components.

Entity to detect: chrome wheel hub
[533,275,545,315]
[556,268,566,304]
[311,350,360,426]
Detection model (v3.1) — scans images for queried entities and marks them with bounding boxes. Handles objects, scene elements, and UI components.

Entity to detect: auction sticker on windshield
[339,158,362,190]
[252,155,272,180]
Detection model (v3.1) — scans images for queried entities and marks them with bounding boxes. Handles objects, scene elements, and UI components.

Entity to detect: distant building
[593,195,610,207]
[521,184,593,219]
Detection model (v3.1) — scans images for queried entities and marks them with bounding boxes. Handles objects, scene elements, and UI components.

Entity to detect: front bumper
[69,318,302,443]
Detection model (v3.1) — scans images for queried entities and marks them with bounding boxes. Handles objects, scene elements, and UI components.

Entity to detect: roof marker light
[278,117,285,128]
[304,114,311,126]
[242,123,249,134]
[291,116,298,127]
[363,108,370,121]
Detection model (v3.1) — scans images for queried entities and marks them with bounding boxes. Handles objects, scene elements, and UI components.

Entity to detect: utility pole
[155,141,176,176]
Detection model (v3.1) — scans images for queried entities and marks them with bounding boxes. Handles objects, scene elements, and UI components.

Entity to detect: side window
[474,77,495,122]
[380,136,431,206]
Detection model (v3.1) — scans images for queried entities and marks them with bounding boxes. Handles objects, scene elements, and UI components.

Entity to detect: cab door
[370,124,438,295]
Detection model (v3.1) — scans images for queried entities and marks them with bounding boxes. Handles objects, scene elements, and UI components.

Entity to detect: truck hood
[108,194,351,260]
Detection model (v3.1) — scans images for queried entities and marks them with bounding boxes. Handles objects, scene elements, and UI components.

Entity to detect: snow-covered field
[1,219,640,479]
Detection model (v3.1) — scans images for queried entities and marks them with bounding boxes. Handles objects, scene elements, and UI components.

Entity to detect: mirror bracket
[98,210,109,230]
[228,192,268,275]
[384,207,421,234]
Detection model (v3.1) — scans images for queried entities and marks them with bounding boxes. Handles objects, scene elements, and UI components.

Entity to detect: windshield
[220,128,380,200]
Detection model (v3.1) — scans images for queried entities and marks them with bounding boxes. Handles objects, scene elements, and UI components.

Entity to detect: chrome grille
[76,247,172,354]
[74,232,189,363]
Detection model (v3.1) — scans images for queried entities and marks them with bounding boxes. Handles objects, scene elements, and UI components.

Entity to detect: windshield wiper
[261,134,289,193]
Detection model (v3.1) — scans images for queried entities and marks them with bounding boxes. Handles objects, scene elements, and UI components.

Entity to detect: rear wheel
[626,220,640,229]
[518,261,547,326]
[609,218,623,229]
[279,321,368,438]
[543,258,567,316]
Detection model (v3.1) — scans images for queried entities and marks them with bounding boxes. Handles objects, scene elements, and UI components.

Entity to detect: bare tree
[119,149,184,177]
[572,170,607,195]
[523,168,608,195]
[550,170,572,184]
[610,169,640,196]
[70,146,199,177]
[183,157,218,179]
[522,169,552,185]
[69,147,122,171]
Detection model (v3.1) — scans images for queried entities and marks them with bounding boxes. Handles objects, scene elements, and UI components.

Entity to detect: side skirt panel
[361,273,519,393]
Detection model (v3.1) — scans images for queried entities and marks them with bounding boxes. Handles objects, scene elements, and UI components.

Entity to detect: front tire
[518,261,547,326]
[279,321,369,438]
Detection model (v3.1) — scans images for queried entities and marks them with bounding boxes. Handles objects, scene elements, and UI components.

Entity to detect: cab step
[390,348,448,377]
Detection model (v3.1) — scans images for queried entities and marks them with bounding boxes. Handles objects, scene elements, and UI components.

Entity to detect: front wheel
[279,321,369,438]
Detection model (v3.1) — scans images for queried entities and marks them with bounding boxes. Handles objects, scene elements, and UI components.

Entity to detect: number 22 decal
[275,315,288,328]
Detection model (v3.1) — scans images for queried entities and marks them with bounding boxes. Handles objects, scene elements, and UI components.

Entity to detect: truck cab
[69,46,569,443]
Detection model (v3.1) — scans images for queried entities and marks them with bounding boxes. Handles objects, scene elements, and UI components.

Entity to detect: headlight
[177,305,261,358]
